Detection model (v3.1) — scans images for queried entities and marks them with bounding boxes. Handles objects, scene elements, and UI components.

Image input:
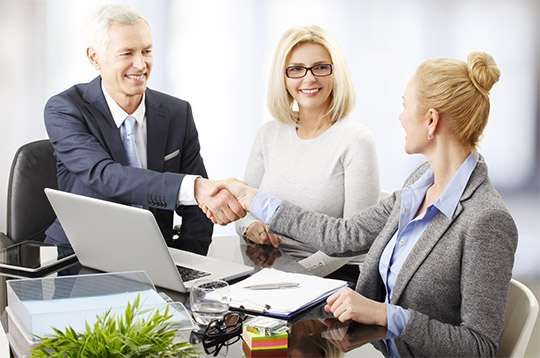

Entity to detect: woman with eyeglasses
[207,51,517,357]
[235,25,379,282]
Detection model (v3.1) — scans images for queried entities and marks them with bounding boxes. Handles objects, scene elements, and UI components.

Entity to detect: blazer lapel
[358,200,402,301]
[82,76,129,165]
[390,210,453,304]
[145,89,168,172]
[389,160,488,304]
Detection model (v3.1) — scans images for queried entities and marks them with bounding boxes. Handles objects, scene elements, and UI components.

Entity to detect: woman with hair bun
[206,51,517,356]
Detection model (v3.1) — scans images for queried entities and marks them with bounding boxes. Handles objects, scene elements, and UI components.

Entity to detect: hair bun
[467,51,500,96]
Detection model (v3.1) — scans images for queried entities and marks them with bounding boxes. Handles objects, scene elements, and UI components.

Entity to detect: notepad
[242,341,287,357]
[229,268,349,319]
[242,328,288,350]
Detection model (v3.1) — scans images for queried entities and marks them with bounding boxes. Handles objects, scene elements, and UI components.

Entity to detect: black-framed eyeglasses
[202,312,246,356]
[285,64,333,78]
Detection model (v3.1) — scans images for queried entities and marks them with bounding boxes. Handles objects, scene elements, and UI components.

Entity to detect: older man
[44,4,244,255]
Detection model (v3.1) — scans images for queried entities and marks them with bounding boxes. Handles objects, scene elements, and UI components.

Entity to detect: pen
[243,282,300,290]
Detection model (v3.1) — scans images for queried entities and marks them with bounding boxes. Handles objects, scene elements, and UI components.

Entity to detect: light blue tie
[122,115,142,168]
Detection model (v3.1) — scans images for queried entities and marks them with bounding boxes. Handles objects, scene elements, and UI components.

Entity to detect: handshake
[194,177,256,225]
[193,177,283,248]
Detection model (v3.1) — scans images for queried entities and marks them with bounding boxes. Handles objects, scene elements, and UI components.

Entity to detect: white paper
[229,268,348,316]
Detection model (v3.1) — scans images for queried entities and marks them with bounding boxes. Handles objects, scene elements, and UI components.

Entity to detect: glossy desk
[0,235,385,357]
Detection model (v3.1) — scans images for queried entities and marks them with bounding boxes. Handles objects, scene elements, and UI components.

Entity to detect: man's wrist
[193,176,207,205]
[179,175,200,206]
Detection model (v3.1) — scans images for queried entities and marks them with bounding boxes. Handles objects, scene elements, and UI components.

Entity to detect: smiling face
[285,43,334,117]
[399,76,429,154]
[88,21,153,113]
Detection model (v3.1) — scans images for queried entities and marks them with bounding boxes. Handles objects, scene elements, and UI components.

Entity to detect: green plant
[30,294,200,357]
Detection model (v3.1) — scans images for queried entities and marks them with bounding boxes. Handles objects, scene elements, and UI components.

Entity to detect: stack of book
[4,271,194,357]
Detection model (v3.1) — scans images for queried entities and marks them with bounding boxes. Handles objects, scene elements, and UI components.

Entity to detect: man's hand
[209,178,258,212]
[325,287,388,327]
[199,178,259,224]
[245,221,282,248]
[194,178,246,225]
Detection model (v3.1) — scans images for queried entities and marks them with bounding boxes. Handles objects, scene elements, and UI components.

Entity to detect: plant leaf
[30,293,200,357]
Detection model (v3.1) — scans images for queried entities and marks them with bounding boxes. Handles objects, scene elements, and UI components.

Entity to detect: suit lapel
[82,76,129,165]
[389,160,488,304]
[358,202,401,301]
[145,89,168,172]
[390,210,454,304]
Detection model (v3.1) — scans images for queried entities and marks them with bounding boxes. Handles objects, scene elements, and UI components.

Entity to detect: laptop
[44,188,254,292]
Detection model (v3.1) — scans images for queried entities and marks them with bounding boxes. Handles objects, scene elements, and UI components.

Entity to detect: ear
[426,108,440,136]
[87,47,101,71]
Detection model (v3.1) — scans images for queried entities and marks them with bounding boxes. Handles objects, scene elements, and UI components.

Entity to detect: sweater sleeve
[270,199,392,257]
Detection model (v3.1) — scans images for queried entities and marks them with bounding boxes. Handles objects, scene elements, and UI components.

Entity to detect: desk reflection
[190,316,386,357]
[238,239,309,275]
[289,319,341,357]
[322,320,386,355]
[1,236,386,357]
[244,244,282,268]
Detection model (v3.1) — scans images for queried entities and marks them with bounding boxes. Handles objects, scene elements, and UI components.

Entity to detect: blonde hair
[415,51,501,151]
[267,25,356,126]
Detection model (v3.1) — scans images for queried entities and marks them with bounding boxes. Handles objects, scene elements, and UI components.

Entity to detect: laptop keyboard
[176,265,211,282]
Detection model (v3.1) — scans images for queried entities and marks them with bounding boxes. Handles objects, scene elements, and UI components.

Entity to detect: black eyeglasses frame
[285,64,334,78]
[202,312,246,356]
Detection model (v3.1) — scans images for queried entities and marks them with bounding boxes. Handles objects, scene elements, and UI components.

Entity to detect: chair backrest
[497,279,539,357]
[6,140,58,243]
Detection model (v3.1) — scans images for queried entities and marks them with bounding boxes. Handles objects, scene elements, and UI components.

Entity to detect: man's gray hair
[86,4,148,54]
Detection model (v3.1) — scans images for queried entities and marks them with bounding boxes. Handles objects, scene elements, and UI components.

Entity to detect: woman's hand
[325,287,387,327]
[245,221,282,247]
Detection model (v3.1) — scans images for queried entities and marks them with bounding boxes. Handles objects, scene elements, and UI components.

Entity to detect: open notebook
[229,268,350,319]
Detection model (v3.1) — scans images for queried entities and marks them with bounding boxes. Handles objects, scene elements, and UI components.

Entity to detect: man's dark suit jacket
[44,76,213,255]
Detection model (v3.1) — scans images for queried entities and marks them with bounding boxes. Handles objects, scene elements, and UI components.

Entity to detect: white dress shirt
[101,83,198,205]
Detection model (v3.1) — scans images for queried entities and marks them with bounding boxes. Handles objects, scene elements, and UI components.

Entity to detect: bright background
[0,0,538,284]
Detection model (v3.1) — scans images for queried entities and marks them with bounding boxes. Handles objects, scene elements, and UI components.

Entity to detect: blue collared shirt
[382,153,477,356]
[251,154,478,357]
[251,192,282,225]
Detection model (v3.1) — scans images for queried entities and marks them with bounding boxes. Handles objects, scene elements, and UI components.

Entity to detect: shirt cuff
[178,175,200,206]
[385,304,410,339]
[250,191,281,224]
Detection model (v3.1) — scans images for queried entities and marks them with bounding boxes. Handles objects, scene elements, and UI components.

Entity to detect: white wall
[0,0,538,276]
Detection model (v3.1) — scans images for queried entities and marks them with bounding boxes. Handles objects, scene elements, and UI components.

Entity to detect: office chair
[0,140,58,248]
[497,278,539,357]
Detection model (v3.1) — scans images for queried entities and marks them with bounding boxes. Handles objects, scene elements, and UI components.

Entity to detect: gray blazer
[270,159,517,357]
